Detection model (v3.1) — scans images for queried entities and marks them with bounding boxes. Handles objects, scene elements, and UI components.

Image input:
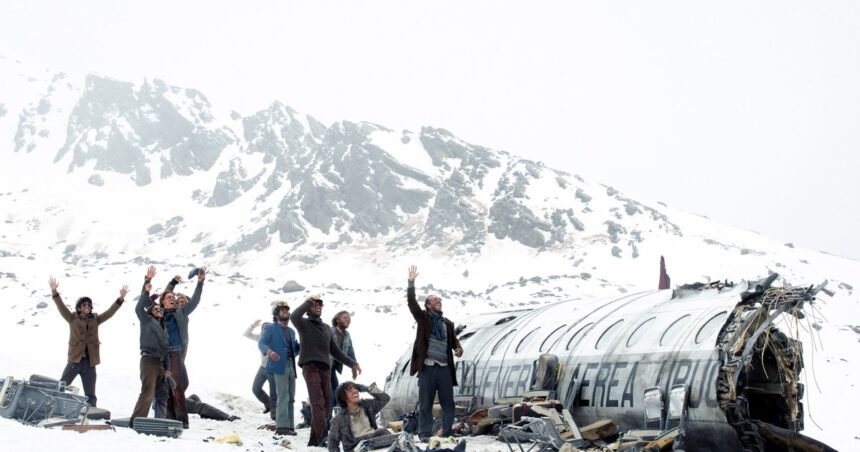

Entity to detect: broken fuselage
[383,277,816,450]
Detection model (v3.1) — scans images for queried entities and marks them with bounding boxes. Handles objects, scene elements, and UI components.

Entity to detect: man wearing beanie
[258,301,301,435]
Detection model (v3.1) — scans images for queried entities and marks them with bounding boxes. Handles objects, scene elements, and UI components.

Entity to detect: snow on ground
[0,265,515,451]
[1,256,858,450]
[1,56,859,450]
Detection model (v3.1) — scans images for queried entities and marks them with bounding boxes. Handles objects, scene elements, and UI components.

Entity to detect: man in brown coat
[406,265,462,439]
[49,276,127,407]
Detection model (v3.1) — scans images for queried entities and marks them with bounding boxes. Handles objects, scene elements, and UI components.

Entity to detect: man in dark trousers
[244,318,277,418]
[49,277,127,407]
[406,265,463,439]
[152,268,206,426]
[329,311,357,412]
[291,295,362,447]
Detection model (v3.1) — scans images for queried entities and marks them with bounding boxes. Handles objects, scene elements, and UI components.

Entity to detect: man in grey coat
[329,311,357,412]
[130,266,172,423]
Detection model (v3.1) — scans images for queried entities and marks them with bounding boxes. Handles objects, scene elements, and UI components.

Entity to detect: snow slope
[0,56,858,450]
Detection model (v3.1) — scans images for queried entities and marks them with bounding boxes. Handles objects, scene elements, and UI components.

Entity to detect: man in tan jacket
[49,276,127,407]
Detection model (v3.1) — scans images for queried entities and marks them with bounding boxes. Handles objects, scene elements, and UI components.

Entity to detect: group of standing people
[250,294,363,447]
[48,264,464,450]
[49,264,207,428]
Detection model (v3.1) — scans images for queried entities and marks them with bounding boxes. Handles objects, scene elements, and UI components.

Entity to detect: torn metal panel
[716,280,818,451]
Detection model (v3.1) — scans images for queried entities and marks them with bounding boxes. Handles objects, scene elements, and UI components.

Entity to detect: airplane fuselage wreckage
[383,274,836,451]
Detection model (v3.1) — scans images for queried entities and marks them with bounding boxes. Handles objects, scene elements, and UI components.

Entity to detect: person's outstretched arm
[184,267,206,315]
[244,320,262,341]
[406,265,422,321]
[290,299,311,329]
[136,266,156,322]
[98,285,128,324]
[49,277,72,323]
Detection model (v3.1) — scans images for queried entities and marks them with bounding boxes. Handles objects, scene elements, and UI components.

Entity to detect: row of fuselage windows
[459,311,728,356]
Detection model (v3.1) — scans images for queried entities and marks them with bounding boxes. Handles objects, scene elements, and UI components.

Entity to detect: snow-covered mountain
[1,55,858,450]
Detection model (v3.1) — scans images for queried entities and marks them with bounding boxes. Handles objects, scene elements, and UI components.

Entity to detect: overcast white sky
[2,1,858,260]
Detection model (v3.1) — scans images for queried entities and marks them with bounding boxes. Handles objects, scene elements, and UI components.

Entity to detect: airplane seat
[611,386,664,443]
[643,386,664,430]
[530,353,559,398]
[664,384,689,431]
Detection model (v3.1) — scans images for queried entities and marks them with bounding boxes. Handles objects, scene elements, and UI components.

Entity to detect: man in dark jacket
[407,265,462,439]
[152,268,206,425]
[49,277,127,407]
[328,382,390,452]
[291,295,362,447]
[259,301,301,436]
[162,270,205,386]
[130,266,172,424]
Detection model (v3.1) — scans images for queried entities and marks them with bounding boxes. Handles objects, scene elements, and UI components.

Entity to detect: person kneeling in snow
[327,382,391,452]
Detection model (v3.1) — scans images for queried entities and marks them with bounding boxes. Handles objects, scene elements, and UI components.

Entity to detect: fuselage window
[458,331,476,341]
[595,319,625,350]
[540,324,567,352]
[626,317,656,348]
[492,329,518,355]
[660,314,691,347]
[516,327,542,353]
[566,322,594,351]
[695,312,728,345]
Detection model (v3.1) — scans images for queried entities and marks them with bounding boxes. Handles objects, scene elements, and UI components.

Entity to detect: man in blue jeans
[406,266,463,440]
[259,301,301,436]
[245,318,277,419]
